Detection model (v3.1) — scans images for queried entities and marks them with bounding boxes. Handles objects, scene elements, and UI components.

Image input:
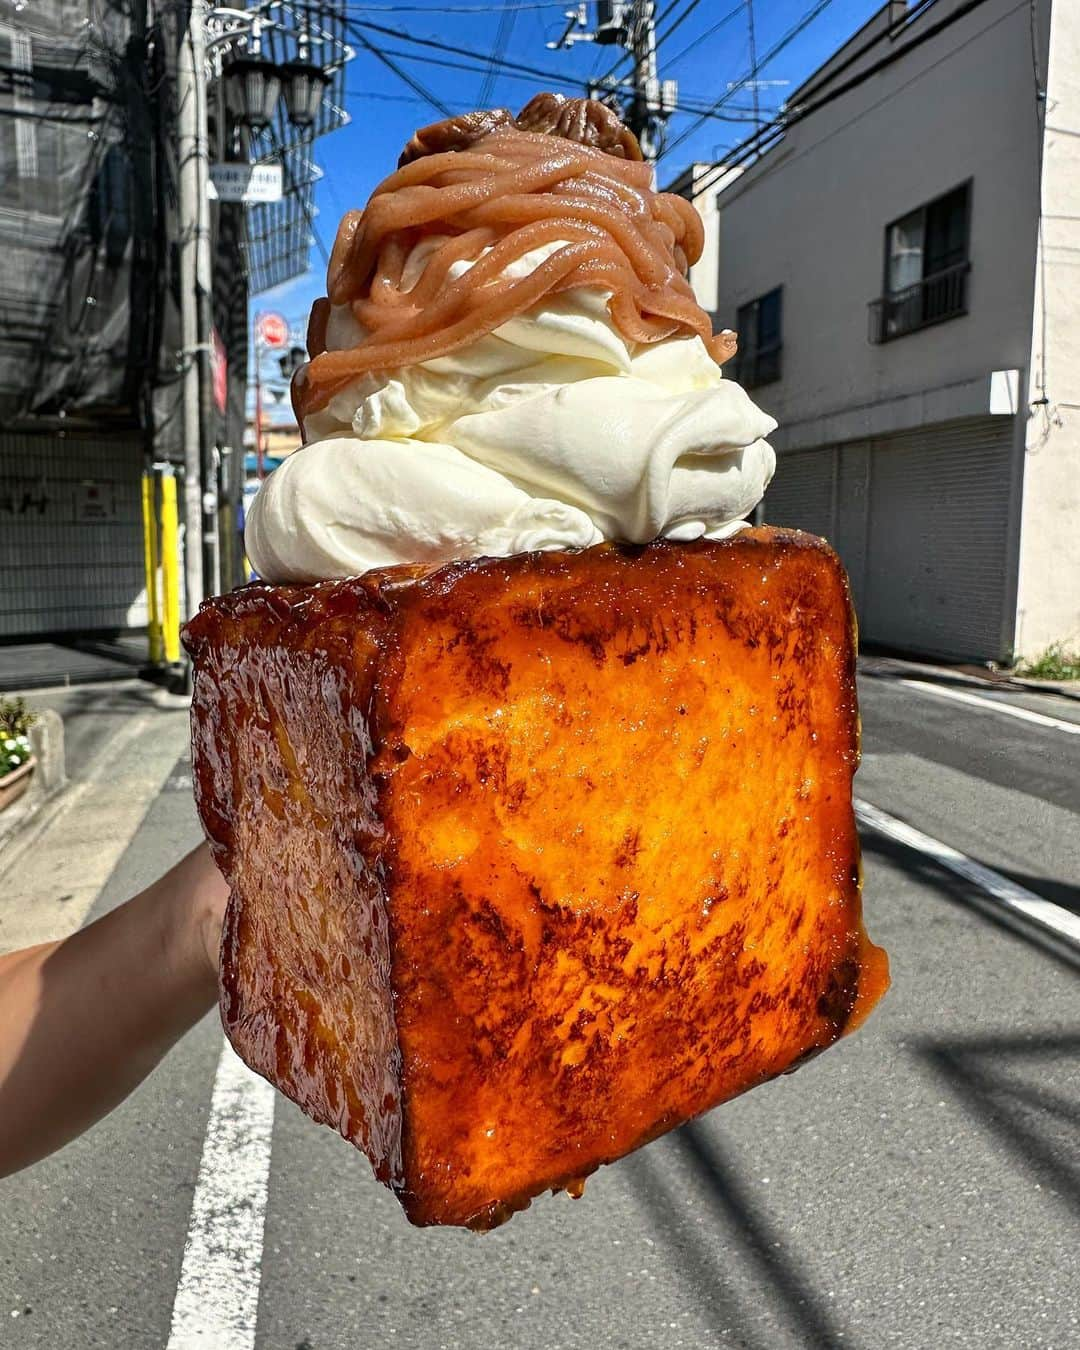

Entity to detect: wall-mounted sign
[211,326,228,414]
[208,163,283,203]
[0,479,55,518]
[74,480,116,522]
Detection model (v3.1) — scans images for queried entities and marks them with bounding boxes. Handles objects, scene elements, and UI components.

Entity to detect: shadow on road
[673,1124,851,1350]
[859,664,993,692]
[914,1030,1080,1218]
[860,830,1080,976]
[621,1145,761,1348]
[625,1123,854,1350]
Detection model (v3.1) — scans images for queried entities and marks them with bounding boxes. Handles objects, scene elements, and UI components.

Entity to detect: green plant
[0,733,32,779]
[0,697,36,739]
[1015,643,1080,682]
[0,697,36,780]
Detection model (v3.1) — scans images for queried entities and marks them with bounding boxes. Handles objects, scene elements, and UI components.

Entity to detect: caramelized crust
[184,530,887,1228]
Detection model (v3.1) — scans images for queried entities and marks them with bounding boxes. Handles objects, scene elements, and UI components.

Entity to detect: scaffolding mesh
[0,0,159,423]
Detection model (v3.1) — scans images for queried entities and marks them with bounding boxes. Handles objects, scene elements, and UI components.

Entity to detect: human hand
[0,840,231,1177]
[171,842,231,991]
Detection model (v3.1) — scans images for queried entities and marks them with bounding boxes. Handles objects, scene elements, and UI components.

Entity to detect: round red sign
[257,312,289,349]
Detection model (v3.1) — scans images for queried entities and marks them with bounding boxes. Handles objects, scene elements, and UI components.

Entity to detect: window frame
[881,179,972,298]
[870,179,973,344]
[734,285,783,390]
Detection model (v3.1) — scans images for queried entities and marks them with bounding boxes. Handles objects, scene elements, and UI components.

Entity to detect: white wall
[667,161,741,319]
[1014,0,1080,657]
[712,0,1045,451]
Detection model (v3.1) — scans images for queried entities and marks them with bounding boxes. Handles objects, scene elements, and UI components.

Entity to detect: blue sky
[251,0,885,421]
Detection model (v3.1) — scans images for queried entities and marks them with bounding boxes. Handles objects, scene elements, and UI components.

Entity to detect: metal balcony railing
[868,261,971,343]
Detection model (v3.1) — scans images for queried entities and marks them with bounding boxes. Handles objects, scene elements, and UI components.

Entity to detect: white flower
[9,755,20,766]
[2,739,14,750]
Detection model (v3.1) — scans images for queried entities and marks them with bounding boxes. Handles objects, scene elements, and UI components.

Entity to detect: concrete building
[0,0,349,651]
[682,0,1079,663]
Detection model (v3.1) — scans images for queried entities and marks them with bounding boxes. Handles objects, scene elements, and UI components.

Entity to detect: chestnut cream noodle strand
[296,127,725,419]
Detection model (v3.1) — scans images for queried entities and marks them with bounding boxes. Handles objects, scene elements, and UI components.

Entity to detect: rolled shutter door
[0,430,146,638]
[862,417,1014,661]
[763,448,836,541]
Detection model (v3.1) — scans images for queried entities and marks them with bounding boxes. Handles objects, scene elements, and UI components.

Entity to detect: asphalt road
[1,665,1078,1349]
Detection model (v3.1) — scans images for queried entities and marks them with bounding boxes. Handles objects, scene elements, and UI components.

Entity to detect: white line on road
[167,1039,276,1350]
[854,798,1080,949]
[897,678,1080,735]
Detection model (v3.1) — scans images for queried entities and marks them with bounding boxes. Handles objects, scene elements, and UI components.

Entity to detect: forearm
[0,845,227,1178]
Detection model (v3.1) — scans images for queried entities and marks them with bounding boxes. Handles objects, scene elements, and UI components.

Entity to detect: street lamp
[175,0,348,636]
[280,60,331,129]
[223,55,282,132]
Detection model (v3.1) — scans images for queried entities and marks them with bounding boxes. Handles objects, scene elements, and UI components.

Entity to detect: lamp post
[173,0,336,646]
[176,0,215,630]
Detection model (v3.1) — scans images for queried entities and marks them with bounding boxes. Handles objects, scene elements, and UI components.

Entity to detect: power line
[661,0,836,160]
[348,15,793,136]
[662,1,745,71]
[353,17,587,90]
[353,30,453,116]
[364,42,584,94]
[745,0,760,137]
[340,0,569,10]
[345,89,473,106]
[590,0,714,94]
[477,2,518,106]
[677,0,997,201]
[357,34,772,125]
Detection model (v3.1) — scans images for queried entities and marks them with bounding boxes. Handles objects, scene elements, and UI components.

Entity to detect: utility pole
[548,1,676,162]
[626,0,662,161]
[176,0,218,633]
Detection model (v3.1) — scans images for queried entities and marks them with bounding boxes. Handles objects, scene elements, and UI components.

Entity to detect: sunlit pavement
[1,668,1077,1349]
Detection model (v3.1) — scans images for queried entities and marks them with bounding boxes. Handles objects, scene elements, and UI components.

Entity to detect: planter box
[0,756,36,813]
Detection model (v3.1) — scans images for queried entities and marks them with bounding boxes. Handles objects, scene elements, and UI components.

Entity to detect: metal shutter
[862,418,1014,662]
[832,442,871,613]
[0,431,147,638]
[762,448,836,541]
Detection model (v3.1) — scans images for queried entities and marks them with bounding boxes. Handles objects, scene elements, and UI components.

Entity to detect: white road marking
[167,1040,276,1350]
[897,678,1080,735]
[855,798,1080,949]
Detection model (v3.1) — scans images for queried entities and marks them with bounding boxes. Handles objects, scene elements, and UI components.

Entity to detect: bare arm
[0,844,229,1178]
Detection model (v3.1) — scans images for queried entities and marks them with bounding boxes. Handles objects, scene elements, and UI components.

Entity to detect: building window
[870,181,971,342]
[734,287,782,388]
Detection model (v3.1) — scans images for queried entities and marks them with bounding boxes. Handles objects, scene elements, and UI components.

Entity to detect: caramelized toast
[184,528,887,1228]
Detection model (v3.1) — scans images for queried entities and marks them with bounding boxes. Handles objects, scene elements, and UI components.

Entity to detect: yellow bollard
[141,473,164,666]
[160,470,182,665]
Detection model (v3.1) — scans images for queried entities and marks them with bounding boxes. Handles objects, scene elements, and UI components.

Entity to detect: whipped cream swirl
[247,249,775,583]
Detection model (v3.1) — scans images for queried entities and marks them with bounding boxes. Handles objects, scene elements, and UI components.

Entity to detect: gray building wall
[713,0,1044,451]
[700,0,1080,662]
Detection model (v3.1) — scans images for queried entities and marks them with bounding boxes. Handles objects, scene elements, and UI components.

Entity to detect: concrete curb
[857,654,1080,703]
[1006,675,1080,702]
